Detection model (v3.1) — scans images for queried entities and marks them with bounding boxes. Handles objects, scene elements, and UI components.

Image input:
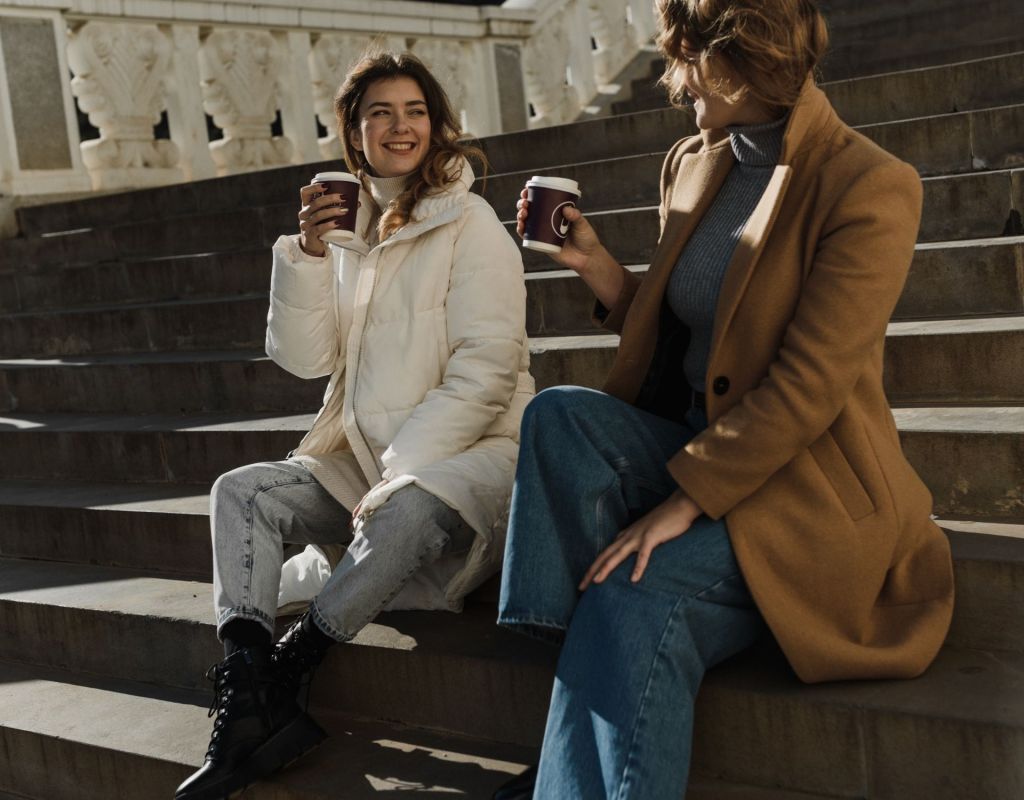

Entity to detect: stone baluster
[66,20,182,190]
[277,31,321,166]
[164,24,216,182]
[588,0,634,85]
[521,7,580,127]
[626,0,657,44]
[197,28,293,176]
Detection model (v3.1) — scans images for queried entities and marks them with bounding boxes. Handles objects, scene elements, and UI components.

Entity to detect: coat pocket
[808,430,876,521]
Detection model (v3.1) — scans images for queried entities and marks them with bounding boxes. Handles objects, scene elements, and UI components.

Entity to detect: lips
[383,142,416,152]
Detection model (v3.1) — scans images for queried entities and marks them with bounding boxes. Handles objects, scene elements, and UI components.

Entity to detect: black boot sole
[176,712,327,800]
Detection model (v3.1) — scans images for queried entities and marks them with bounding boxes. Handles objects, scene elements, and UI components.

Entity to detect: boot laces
[204,661,237,759]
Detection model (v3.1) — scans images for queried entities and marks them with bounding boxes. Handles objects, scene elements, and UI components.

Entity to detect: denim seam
[614,593,690,800]
[692,571,743,602]
[240,475,322,610]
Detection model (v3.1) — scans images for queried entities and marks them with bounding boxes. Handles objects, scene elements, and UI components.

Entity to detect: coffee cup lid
[527,176,581,196]
[313,171,361,184]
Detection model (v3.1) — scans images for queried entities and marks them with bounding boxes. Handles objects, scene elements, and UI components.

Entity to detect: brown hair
[334,50,484,241]
[655,0,829,111]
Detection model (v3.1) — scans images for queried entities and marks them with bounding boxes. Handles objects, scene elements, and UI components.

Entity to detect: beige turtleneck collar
[366,171,413,211]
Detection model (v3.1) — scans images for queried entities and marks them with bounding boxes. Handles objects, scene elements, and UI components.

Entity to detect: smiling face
[348,76,432,178]
[672,40,777,130]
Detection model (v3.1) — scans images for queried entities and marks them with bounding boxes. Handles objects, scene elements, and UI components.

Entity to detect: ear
[348,127,362,152]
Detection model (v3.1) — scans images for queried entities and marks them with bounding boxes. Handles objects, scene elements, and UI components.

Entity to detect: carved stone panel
[66,20,182,189]
[198,28,293,174]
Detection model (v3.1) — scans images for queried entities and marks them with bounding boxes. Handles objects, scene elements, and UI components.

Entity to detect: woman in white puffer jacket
[175,52,532,800]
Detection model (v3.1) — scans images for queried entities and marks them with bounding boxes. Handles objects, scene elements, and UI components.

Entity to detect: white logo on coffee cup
[551,201,575,239]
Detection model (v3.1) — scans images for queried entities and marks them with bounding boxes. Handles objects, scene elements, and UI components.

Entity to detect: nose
[390,113,411,133]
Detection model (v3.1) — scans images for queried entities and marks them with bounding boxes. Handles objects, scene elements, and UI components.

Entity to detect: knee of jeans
[522,386,592,433]
[211,464,260,501]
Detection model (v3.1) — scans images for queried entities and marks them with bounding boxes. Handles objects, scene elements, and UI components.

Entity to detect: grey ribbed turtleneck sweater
[666,113,788,392]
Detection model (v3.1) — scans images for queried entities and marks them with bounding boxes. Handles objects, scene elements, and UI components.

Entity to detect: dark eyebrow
[366,99,428,110]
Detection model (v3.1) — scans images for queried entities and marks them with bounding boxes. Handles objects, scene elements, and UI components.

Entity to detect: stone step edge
[1,406,1022,436]
[6,305,1021,373]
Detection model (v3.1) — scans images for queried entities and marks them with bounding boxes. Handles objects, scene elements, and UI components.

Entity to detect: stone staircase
[1,44,1023,800]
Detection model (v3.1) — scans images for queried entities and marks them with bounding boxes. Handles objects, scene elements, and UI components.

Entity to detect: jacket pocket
[808,430,876,521]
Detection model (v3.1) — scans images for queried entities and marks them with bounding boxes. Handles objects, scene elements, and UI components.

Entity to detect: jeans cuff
[497,613,567,645]
[310,600,354,644]
[216,606,275,640]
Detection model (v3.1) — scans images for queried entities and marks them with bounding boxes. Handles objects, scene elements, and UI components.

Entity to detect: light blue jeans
[498,387,766,799]
[212,460,473,642]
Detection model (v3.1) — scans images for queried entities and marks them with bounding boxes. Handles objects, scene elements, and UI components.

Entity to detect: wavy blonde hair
[655,0,829,111]
[335,51,485,241]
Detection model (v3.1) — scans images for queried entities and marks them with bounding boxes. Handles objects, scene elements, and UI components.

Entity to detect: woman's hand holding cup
[516,183,602,275]
[298,172,361,257]
[298,183,347,257]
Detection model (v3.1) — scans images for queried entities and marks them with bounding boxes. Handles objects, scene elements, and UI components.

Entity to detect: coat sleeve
[595,136,695,333]
[265,234,340,379]
[379,201,526,479]
[667,159,923,519]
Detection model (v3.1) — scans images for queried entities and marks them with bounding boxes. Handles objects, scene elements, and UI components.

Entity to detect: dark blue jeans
[498,386,765,799]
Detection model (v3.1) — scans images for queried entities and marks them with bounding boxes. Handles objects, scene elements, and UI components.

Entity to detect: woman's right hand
[515,187,603,273]
[298,183,351,257]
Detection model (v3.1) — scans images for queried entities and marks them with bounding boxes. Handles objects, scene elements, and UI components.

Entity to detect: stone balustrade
[0,0,656,198]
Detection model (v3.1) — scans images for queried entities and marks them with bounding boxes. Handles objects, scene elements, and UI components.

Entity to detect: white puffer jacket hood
[266,159,534,610]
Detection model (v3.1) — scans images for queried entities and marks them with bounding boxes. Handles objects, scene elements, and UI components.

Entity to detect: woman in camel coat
[495,0,954,797]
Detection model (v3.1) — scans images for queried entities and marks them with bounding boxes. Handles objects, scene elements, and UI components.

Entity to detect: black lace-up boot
[271,609,336,704]
[175,647,326,800]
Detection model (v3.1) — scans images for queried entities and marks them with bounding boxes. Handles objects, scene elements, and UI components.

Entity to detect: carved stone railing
[0,0,656,198]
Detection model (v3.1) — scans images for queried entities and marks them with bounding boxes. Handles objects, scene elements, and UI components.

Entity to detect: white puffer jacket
[267,160,534,611]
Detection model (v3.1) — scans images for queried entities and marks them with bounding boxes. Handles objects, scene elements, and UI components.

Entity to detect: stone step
[896,407,1024,521]
[1,315,1019,414]
[0,294,270,358]
[0,563,1020,799]
[883,316,1024,405]
[1,477,1019,656]
[0,411,312,484]
[817,0,1024,81]
[0,479,211,579]
[0,404,1019,521]
[0,660,535,800]
[823,51,1024,127]
[0,247,269,315]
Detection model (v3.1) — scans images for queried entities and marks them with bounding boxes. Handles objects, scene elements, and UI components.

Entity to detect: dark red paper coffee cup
[312,171,361,244]
[523,176,582,253]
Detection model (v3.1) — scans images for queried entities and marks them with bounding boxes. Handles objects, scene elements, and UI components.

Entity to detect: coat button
[712,376,730,395]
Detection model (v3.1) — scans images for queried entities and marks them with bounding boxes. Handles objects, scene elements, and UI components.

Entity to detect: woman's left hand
[579,490,704,589]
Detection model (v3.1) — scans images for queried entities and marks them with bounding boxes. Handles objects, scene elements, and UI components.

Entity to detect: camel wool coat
[599,78,954,683]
